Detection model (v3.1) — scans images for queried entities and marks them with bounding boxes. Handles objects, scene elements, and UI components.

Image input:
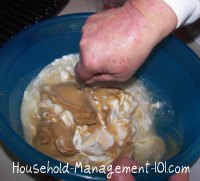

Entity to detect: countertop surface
[0,0,200,180]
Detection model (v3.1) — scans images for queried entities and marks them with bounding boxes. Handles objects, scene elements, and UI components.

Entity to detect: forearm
[126,0,177,44]
[163,0,200,27]
[127,0,200,29]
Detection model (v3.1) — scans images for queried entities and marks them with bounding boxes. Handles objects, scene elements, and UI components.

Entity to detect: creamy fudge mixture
[21,54,165,166]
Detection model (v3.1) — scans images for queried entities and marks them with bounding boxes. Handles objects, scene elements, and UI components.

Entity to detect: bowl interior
[0,14,200,181]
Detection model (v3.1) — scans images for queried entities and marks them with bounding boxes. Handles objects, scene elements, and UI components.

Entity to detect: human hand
[75,0,177,84]
[107,157,189,181]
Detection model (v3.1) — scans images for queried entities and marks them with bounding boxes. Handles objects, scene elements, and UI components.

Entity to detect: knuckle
[81,23,87,33]
[82,16,93,32]
[79,52,91,70]
[85,15,95,24]
[79,37,87,49]
[82,58,93,70]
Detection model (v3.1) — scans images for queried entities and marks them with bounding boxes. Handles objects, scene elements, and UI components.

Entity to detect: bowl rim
[0,13,200,181]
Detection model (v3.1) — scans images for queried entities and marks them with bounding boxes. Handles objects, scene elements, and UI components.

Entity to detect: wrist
[162,0,200,27]
[125,0,177,43]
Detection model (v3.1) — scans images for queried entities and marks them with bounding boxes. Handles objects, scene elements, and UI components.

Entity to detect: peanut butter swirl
[33,82,136,161]
[21,55,167,168]
[41,83,98,125]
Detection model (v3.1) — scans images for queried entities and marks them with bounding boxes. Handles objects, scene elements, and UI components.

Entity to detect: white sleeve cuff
[162,0,200,28]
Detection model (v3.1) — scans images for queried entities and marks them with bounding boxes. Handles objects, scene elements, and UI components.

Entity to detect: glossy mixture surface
[21,54,166,166]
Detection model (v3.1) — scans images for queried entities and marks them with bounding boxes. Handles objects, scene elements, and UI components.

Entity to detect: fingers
[75,61,94,81]
[75,61,132,84]
[86,74,115,84]
[85,73,131,84]
[168,172,189,181]
[107,157,139,181]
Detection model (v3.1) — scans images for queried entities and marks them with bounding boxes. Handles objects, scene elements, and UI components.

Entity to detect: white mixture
[21,54,165,166]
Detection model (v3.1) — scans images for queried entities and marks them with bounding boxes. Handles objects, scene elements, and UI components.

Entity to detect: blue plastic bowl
[0,13,200,181]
